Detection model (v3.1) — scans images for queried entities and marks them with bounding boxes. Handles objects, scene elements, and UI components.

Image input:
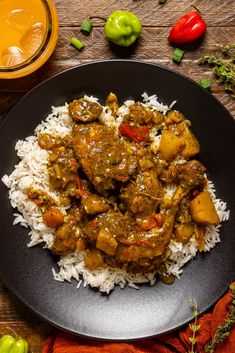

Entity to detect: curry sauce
[30,94,220,278]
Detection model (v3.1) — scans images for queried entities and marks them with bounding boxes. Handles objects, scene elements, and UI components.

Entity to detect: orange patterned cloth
[42,283,235,353]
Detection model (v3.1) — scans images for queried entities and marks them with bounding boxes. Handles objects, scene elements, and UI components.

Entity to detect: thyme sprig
[198,44,235,98]
[188,299,201,353]
[205,284,235,353]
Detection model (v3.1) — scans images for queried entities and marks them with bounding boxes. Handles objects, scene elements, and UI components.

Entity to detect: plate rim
[0,59,234,340]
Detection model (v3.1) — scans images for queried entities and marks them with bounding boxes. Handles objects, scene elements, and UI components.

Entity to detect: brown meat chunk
[116,206,178,262]
[48,145,79,191]
[82,194,110,215]
[120,169,162,217]
[43,207,64,228]
[172,160,206,205]
[72,123,137,195]
[52,223,78,255]
[84,249,104,271]
[123,102,154,125]
[52,205,84,255]
[38,133,59,150]
[96,228,118,255]
[82,209,128,244]
[176,160,206,190]
[82,206,176,269]
[69,98,103,122]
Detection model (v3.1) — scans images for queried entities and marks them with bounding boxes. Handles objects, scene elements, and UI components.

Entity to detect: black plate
[0,60,235,340]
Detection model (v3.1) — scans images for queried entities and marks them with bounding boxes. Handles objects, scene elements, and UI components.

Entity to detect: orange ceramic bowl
[0,0,58,79]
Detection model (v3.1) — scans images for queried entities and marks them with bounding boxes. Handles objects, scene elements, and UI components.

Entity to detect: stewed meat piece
[81,194,110,215]
[72,123,137,195]
[52,205,84,255]
[69,98,103,123]
[120,169,162,217]
[122,102,154,125]
[171,160,206,205]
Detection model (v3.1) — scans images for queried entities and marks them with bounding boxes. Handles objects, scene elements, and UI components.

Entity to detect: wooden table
[0,1,234,351]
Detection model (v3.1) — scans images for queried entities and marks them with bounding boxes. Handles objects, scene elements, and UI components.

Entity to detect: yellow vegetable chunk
[159,122,199,161]
[158,129,185,161]
[180,124,200,158]
[190,191,220,225]
[174,222,195,244]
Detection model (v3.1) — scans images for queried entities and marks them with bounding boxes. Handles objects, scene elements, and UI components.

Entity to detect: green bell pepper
[0,335,16,352]
[0,335,28,353]
[104,11,142,47]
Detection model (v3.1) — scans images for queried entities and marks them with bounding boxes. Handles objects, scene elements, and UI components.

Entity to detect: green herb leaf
[159,0,167,4]
[198,44,235,98]
[188,300,200,353]
[172,48,184,64]
[189,337,197,344]
[70,37,85,51]
[190,324,201,332]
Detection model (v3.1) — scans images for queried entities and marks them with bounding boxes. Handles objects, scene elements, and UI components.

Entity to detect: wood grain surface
[0,0,234,352]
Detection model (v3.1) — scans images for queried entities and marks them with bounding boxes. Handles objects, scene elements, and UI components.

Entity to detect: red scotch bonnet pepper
[168,11,207,44]
[119,123,149,142]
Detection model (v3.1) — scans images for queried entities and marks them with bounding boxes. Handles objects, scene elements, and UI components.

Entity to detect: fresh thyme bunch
[188,300,201,353]
[205,284,235,353]
[187,284,235,353]
[198,44,235,98]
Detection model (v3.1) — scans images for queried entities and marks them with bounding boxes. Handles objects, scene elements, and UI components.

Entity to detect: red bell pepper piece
[77,176,89,198]
[153,213,163,227]
[168,11,207,44]
[119,123,149,142]
[137,215,158,231]
[137,213,163,232]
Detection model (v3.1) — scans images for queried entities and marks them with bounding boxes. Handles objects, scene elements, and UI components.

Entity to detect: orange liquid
[0,0,47,67]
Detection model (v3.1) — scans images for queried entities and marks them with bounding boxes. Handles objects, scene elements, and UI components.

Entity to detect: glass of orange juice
[0,0,58,79]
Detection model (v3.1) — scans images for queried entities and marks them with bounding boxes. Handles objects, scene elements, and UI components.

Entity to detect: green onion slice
[70,37,85,50]
[198,78,212,89]
[80,20,93,33]
[172,48,184,64]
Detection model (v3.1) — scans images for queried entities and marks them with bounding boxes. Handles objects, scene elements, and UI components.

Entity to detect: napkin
[42,282,235,353]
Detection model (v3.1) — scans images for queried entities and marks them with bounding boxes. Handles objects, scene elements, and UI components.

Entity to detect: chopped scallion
[159,0,167,4]
[80,19,93,34]
[172,48,184,64]
[198,78,212,89]
[70,37,85,50]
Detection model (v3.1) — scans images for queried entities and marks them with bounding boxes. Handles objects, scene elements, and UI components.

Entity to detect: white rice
[1,94,229,293]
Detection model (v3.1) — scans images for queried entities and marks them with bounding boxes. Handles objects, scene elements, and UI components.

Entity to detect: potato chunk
[180,124,200,158]
[159,122,200,161]
[190,191,220,225]
[174,222,194,244]
[159,129,186,161]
